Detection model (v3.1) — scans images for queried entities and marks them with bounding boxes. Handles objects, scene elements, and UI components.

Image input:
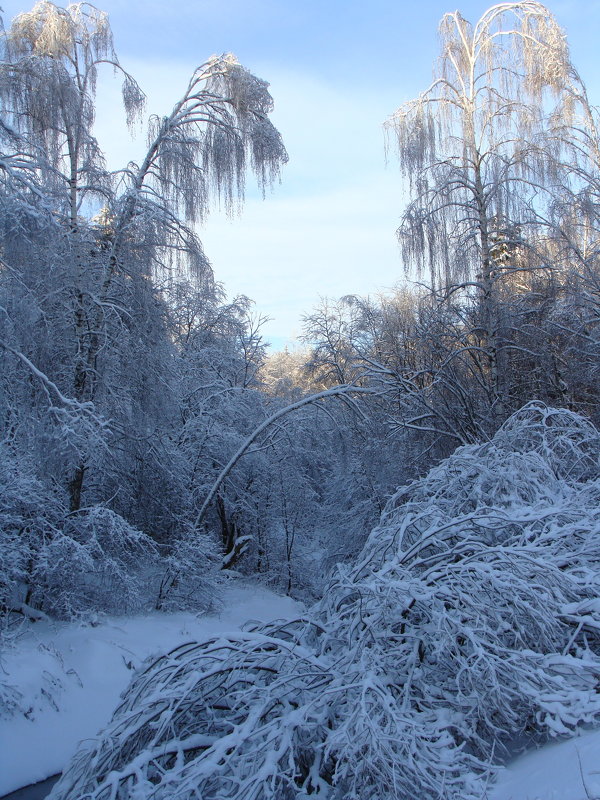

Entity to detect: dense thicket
[4,1,600,797]
[49,405,600,800]
[0,2,399,633]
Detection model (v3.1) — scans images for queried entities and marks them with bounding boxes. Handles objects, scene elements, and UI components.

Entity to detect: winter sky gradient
[1,0,598,348]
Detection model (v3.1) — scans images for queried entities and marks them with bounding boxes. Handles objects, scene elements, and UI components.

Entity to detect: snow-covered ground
[3,578,600,800]
[0,583,303,796]
[490,726,600,800]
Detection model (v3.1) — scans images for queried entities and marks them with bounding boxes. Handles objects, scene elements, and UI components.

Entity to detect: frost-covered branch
[194,385,373,529]
[0,337,100,416]
[51,403,600,800]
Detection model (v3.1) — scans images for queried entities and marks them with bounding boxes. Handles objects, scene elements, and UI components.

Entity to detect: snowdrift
[49,404,600,800]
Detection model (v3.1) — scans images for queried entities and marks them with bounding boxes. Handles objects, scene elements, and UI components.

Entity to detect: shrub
[51,404,600,799]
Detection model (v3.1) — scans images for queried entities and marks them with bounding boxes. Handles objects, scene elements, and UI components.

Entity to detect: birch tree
[0,2,287,511]
[0,1,144,228]
[386,1,574,420]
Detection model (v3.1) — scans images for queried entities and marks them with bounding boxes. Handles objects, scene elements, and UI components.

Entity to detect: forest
[2,1,600,798]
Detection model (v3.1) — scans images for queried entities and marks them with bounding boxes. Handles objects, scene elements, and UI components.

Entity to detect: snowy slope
[0,584,303,796]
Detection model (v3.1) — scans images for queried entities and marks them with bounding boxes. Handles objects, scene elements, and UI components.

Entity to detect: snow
[0,583,303,796]
[5,592,600,800]
[491,727,600,800]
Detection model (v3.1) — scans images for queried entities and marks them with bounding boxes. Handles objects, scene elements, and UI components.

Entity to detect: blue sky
[1,0,599,349]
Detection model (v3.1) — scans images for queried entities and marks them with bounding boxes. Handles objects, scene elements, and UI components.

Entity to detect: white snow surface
[3,584,600,800]
[0,583,303,796]
[490,727,600,800]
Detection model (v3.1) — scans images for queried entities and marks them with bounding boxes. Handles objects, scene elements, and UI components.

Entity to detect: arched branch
[193,385,373,530]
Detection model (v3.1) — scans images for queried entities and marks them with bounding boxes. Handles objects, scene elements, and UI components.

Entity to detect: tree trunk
[69,464,86,512]
[474,159,505,424]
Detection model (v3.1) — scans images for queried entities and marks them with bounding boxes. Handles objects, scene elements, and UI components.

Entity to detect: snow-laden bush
[50,621,334,800]
[0,447,64,615]
[0,438,222,622]
[50,404,600,800]
[154,528,222,614]
[32,507,158,619]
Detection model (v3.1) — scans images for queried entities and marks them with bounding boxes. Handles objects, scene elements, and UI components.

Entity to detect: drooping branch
[0,336,99,415]
[193,385,373,530]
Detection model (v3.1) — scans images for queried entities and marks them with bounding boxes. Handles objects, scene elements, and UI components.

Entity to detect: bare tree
[301,298,361,388]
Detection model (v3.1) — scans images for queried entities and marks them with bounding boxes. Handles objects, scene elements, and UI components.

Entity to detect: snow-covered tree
[49,404,600,800]
[386,2,576,420]
[0,0,288,510]
[0,0,144,228]
[0,1,288,620]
